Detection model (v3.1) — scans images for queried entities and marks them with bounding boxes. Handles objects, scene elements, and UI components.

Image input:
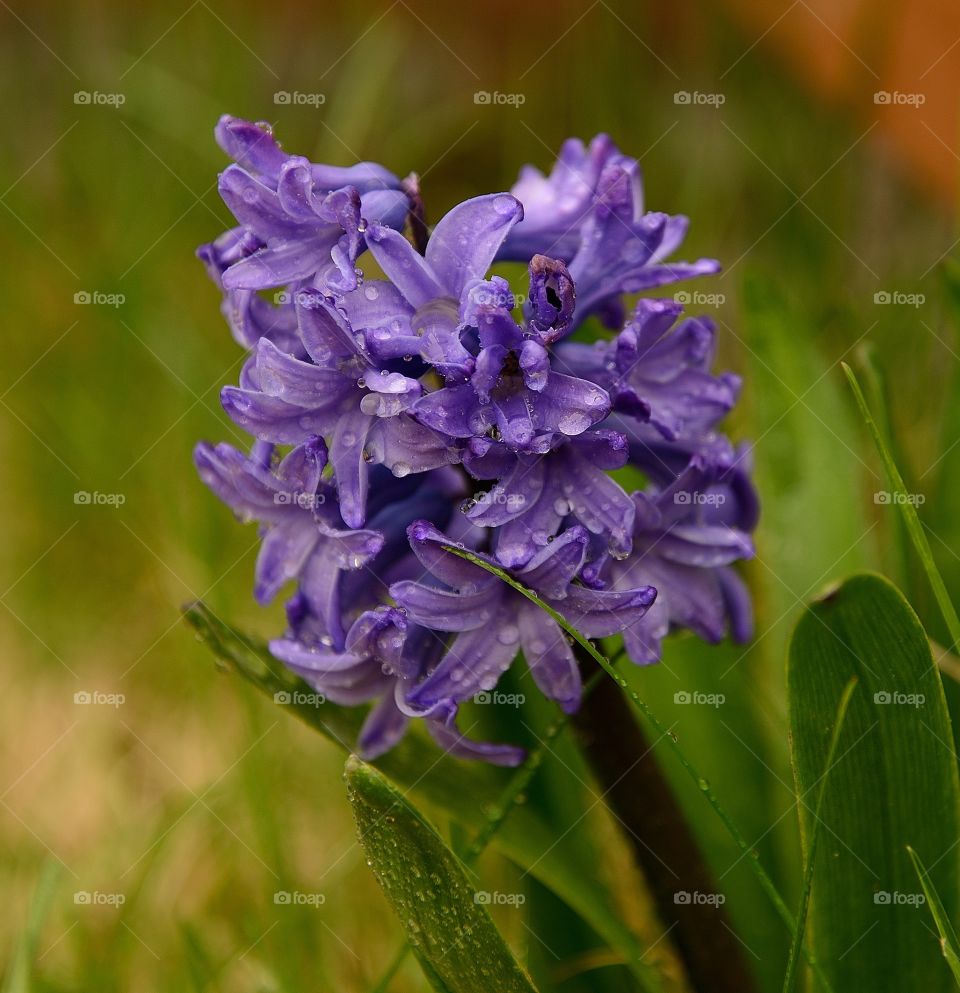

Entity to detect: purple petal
[425,193,523,298]
[330,408,374,527]
[358,691,410,760]
[366,224,445,308]
[215,116,288,181]
[407,623,520,712]
[255,518,319,604]
[519,526,589,598]
[518,602,581,712]
[255,339,355,413]
[426,716,525,766]
[531,373,609,436]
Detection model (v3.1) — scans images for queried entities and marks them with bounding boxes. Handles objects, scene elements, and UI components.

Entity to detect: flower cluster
[195,117,758,765]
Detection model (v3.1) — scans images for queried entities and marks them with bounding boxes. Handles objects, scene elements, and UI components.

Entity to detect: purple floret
[194,119,759,763]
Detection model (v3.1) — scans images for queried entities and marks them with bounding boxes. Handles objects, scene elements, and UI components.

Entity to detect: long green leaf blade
[345,757,539,993]
[843,363,960,651]
[908,846,960,986]
[439,542,832,990]
[184,602,666,992]
[781,677,858,992]
[788,572,960,992]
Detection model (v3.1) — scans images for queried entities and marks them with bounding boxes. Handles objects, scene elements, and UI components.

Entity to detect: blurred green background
[2,1,958,990]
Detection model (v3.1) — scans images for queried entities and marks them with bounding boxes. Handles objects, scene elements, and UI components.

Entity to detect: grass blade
[843,362,960,651]
[781,677,858,992]
[3,860,61,993]
[441,542,835,992]
[907,845,960,986]
[346,757,539,993]
[787,572,960,992]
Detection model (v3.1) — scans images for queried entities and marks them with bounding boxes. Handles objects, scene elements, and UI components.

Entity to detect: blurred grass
[1,1,957,990]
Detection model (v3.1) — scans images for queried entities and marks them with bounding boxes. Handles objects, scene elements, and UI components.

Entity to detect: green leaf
[438,543,832,988]
[781,677,858,993]
[843,363,960,652]
[345,757,538,993]
[787,572,960,992]
[184,602,667,993]
[908,846,960,987]
[3,860,60,993]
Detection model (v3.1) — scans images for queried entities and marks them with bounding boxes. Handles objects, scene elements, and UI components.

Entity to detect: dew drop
[498,624,519,644]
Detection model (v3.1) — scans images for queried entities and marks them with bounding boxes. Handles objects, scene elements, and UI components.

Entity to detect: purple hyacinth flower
[392,522,656,716]
[499,136,719,327]
[194,121,759,764]
[411,273,610,455]
[567,162,719,324]
[220,288,460,527]
[599,457,754,664]
[193,437,383,633]
[499,134,625,261]
[196,226,300,351]
[271,609,526,766]
[556,298,741,440]
[465,429,636,568]
[207,116,409,295]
